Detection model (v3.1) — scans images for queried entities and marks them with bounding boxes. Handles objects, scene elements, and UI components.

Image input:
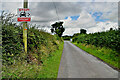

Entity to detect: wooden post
[23,0,28,53]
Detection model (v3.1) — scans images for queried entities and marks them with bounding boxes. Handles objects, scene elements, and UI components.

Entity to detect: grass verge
[38,42,64,78]
[73,42,119,71]
[2,42,64,79]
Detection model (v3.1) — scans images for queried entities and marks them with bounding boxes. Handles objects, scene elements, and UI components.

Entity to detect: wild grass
[38,42,64,78]
[73,42,119,70]
[2,42,64,79]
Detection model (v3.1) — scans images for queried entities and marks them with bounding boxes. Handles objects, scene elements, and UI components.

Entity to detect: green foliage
[62,35,72,40]
[80,29,87,34]
[2,25,23,65]
[2,42,64,78]
[2,23,64,78]
[72,29,120,69]
[27,26,59,64]
[1,11,63,65]
[38,42,64,78]
[73,30,120,53]
[51,21,65,37]
[73,33,80,37]
[73,43,119,69]
[2,11,64,79]
[2,23,60,65]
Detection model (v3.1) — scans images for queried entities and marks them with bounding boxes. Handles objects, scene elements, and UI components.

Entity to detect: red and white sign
[17,8,31,22]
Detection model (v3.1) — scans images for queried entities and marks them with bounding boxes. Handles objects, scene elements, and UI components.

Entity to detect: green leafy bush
[2,24,60,65]
[2,25,23,65]
[1,11,63,78]
[72,30,120,53]
[27,26,59,64]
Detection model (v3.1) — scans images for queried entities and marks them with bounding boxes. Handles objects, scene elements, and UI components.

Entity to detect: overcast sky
[0,0,119,35]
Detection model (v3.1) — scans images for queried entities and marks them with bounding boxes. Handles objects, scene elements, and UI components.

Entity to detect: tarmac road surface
[57,41,118,78]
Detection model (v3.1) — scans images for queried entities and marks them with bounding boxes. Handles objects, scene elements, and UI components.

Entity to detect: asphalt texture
[57,41,118,78]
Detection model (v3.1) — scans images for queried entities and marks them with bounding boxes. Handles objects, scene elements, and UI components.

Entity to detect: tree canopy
[80,29,87,34]
[51,21,65,37]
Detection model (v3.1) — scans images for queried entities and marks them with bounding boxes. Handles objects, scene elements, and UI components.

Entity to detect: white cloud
[87,21,118,33]
[2,2,22,14]
[63,28,80,36]
[1,2,118,36]
[37,21,118,36]
[63,11,96,29]
[82,2,118,22]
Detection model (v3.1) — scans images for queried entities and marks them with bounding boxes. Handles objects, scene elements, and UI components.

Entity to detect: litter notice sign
[17,8,31,22]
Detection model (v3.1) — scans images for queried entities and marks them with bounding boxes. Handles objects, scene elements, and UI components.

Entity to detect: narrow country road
[57,41,118,78]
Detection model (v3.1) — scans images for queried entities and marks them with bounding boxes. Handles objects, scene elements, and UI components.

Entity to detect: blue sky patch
[89,12,92,15]
[64,16,68,19]
[64,15,80,20]
[92,12,103,18]
[95,19,109,22]
[92,12,109,22]
[70,15,80,20]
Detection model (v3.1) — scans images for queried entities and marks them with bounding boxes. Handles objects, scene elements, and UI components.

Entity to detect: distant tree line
[63,29,87,40]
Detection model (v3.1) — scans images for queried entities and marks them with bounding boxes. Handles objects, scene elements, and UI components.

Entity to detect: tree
[110,28,113,31]
[80,29,87,34]
[51,21,65,37]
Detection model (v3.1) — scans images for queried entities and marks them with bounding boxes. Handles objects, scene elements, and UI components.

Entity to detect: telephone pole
[23,0,28,53]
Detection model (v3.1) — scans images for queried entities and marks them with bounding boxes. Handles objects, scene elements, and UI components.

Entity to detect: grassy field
[2,42,64,79]
[73,42,119,70]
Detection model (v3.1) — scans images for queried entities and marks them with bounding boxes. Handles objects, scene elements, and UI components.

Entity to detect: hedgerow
[72,29,120,53]
[1,11,61,65]
[1,11,63,78]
